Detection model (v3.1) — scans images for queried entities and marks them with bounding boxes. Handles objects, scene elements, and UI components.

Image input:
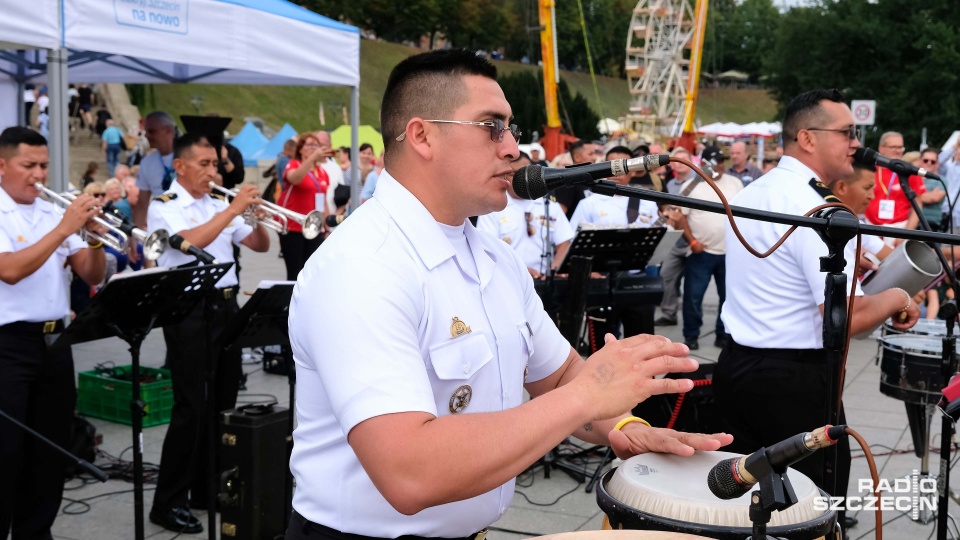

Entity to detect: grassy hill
[137,39,778,136]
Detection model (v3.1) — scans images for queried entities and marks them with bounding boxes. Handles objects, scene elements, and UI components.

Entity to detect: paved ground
[40,236,960,540]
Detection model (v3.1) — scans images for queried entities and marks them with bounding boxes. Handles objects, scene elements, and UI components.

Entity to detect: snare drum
[879,334,948,404]
[598,452,837,540]
[882,318,947,338]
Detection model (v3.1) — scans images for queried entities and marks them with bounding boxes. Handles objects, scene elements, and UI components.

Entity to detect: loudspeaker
[219,404,289,539]
[631,362,718,434]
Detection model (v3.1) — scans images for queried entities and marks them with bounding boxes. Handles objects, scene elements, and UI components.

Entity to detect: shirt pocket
[428,331,493,380]
[517,321,535,358]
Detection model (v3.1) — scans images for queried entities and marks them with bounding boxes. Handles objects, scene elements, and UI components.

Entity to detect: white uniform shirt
[135,150,174,194]
[0,186,86,325]
[288,171,570,537]
[147,180,253,288]
[721,156,864,349]
[680,173,744,255]
[476,195,574,274]
[568,194,660,230]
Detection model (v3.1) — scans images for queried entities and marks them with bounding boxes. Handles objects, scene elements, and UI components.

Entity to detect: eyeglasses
[91,192,105,198]
[802,126,858,140]
[881,144,906,152]
[396,118,521,143]
[922,158,938,165]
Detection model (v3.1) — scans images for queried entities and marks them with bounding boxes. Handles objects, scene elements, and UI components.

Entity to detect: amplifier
[219,404,289,539]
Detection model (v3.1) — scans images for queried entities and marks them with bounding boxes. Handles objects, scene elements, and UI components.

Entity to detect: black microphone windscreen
[707,457,751,500]
[853,147,877,166]
[512,165,548,200]
[169,234,185,249]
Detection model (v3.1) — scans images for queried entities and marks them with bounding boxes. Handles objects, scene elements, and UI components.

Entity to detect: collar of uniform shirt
[375,170,498,275]
[773,155,827,187]
[168,179,204,207]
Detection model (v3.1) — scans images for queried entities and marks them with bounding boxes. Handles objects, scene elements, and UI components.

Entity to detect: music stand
[538,226,669,484]
[54,263,232,540]
[206,281,295,537]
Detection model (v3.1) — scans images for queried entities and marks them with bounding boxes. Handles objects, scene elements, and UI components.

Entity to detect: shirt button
[463,364,470,374]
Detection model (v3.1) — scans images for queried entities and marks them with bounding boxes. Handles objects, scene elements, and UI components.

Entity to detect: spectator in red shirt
[864,131,926,245]
[278,134,331,279]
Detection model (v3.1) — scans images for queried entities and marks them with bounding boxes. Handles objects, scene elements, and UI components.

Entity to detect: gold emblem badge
[449,384,472,413]
[450,317,472,338]
[502,236,511,245]
[15,235,26,242]
[599,211,607,217]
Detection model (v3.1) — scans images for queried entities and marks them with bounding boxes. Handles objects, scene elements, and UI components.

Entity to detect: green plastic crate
[77,366,173,427]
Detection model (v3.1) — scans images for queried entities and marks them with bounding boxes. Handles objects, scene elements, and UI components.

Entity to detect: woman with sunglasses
[278,133,330,280]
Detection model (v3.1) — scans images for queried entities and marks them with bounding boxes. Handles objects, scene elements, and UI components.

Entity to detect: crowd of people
[5,48,960,540]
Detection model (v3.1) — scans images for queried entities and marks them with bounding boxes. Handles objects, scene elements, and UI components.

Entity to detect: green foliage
[497,70,599,143]
[762,0,960,148]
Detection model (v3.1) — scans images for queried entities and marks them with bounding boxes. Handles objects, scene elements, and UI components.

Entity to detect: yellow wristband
[87,241,103,250]
[614,416,651,431]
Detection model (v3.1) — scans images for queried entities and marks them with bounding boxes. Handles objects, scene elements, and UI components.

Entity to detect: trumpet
[208,182,324,240]
[35,183,128,252]
[99,205,170,261]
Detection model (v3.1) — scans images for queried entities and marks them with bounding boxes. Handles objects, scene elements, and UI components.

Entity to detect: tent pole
[48,47,69,193]
[349,85,360,213]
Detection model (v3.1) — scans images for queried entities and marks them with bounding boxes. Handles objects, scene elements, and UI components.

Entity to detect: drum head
[534,532,708,540]
[599,451,835,539]
[912,319,947,336]
[881,334,943,357]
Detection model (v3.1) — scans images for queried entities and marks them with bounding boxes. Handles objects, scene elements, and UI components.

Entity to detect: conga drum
[597,452,838,540]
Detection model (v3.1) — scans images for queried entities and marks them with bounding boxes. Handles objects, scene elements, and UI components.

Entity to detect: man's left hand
[608,423,733,459]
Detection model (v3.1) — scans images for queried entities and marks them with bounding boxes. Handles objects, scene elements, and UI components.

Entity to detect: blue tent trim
[213,0,359,34]
[230,122,270,166]
[249,123,298,163]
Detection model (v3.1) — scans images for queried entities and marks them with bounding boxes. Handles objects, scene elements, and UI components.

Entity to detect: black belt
[727,339,827,363]
[0,319,66,335]
[208,286,238,301]
[289,511,487,540]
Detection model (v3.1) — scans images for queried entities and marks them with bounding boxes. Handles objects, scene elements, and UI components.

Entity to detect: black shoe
[714,334,728,348]
[150,506,203,534]
[684,338,699,351]
[841,515,858,529]
[655,317,677,326]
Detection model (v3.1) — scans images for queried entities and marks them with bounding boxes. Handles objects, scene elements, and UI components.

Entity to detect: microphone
[325,214,347,227]
[512,154,671,200]
[169,234,217,264]
[854,147,941,181]
[707,424,847,500]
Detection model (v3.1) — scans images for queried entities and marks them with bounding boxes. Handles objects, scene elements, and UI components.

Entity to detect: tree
[498,70,600,143]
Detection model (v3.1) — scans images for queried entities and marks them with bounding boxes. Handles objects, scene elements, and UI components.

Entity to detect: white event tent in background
[0,0,362,204]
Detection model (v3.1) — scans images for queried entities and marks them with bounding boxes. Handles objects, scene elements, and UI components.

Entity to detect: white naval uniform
[721,156,864,349]
[287,171,570,537]
[476,195,574,274]
[0,187,86,326]
[568,194,659,230]
[147,180,253,288]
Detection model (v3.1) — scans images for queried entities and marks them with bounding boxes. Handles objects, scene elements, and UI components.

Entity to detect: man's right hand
[58,194,101,237]
[572,333,697,422]
[227,184,262,217]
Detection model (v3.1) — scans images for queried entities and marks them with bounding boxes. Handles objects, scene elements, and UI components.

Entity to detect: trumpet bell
[143,229,170,261]
[302,211,324,240]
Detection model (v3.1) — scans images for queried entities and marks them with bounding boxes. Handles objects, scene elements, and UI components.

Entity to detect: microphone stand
[576,173,960,529]
[897,172,960,538]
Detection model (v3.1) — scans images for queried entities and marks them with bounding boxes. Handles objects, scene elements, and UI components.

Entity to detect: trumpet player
[146,132,269,535]
[0,126,105,540]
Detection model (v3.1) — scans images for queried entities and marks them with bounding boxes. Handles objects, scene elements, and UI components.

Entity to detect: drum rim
[880,335,943,356]
[597,469,836,537]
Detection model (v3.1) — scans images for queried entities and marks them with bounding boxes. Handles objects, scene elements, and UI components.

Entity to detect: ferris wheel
[623,0,706,141]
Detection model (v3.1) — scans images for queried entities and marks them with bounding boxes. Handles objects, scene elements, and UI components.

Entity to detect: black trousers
[152,290,241,511]
[279,233,324,281]
[713,340,851,499]
[0,323,76,540]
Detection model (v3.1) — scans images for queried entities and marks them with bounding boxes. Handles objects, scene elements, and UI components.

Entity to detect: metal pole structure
[349,85,360,213]
[47,47,70,194]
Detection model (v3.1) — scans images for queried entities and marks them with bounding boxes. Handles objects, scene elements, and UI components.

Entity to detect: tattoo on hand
[583,423,593,432]
[592,361,615,384]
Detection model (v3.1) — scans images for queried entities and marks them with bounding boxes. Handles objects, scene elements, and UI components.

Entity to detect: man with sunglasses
[714,89,920,537]
[286,49,732,540]
[864,131,927,242]
[917,148,946,230]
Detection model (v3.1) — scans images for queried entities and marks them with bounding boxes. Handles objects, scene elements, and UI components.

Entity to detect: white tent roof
[698,121,781,138]
[0,0,359,87]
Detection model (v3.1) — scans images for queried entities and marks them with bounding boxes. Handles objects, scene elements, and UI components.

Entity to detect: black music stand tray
[207,281,295,537]
[54,263,232,540]
[536,226,668,485]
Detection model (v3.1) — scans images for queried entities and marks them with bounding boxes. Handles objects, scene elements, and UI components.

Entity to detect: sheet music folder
[555,225,675,274]
[54,263,232,347]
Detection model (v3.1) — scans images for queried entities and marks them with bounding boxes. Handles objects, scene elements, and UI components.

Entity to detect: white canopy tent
[0,0,362,201]
[697,121,782,139]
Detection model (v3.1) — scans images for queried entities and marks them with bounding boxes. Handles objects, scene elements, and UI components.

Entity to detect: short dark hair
[338,146,350,158]
[921,147,940,158]
[174,132,213,160]
[359,143,374,153]
[782,89,846,145]
[606,145,633,159]
[514,151,531,163]
[0,126,47,159]
[381,49,497,164]
[569,140,588,159]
